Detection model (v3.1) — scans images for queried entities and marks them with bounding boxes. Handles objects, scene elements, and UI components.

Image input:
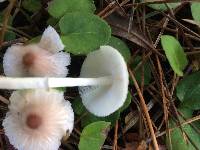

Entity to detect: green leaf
[22,0,41,12]
[81,111,120,128]
[4,31,16,41]
[130,56,152,85]
[59,12,111,54]
[161,35,188,76]
[80,93,131,127]
[47,17,59,26]
[148,2,180,11]
[55,87,66,92]
[108,36,131,62]
[176,71,200,110]
[72,98,120,127]
[26,36,41,44]
[72,97,87,115]
[79,121,110,150]
[0,13,16,41]
[191,2,200,23]
[168,107,200,150]
[119,91,131,112]
[48,0,95,18]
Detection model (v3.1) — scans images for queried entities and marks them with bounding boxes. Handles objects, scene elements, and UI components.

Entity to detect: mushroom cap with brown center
[2,90,74,150]
[23,52,36,67]
[3,26,70,78]
[26,114,42,129]
[3,44,70,77]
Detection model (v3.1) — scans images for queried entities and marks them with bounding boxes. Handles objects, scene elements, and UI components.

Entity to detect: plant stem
[0,76,113,89]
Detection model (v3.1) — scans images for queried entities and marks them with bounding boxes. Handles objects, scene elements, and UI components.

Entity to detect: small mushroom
[3,26,70,77]
[3,89,74,150]
[78,46,129,116]
[0,46,129,116]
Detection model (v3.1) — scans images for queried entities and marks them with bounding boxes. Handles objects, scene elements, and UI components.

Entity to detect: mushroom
[3,89,74,150]
[3,26,70,77]
[78,46,129,116]
[0,46,129,116]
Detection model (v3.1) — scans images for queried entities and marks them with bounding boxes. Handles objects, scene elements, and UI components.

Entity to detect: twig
[160,11,200,40]
[97,1,115,16]
[155,55,171,149]
[75,112,88,125]
[1,38,27,47]
[100,0,130,18]
[0,96,9,105]
[128,68,159,150]
[113,120,118,150]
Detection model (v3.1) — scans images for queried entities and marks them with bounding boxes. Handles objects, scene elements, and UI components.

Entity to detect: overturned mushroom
[3,26,70,77]
[79,46,129,116]
[0,46,129,116]
[3,90,74,150]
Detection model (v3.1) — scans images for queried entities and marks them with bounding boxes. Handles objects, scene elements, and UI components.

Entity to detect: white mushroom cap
[3,26,70,77]
[3,90,74,150]
[39,26,65,53]
[79,46,129,116]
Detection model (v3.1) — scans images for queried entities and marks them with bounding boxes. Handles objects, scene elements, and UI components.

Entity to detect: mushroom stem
[0,76,113,89]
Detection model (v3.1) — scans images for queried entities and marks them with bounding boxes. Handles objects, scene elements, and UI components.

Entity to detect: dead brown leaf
[105,13,150,50]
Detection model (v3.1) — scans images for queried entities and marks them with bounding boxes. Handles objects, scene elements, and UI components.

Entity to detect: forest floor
[0,0,200,150]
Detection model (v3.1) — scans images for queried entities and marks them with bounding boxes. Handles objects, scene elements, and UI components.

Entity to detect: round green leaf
[22,0,41,12]
[168,107,200,150]
[81,111,120,128]
[79,121,111,150]
[72,99,117,128]
[47,17,59,26]
[176,71,200,110]
[108,36,131,62]
[48,0,95,18]
[191,2,200,23]
[161,35,188,76]
[59,13,111,54]
[148,2,180,11]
